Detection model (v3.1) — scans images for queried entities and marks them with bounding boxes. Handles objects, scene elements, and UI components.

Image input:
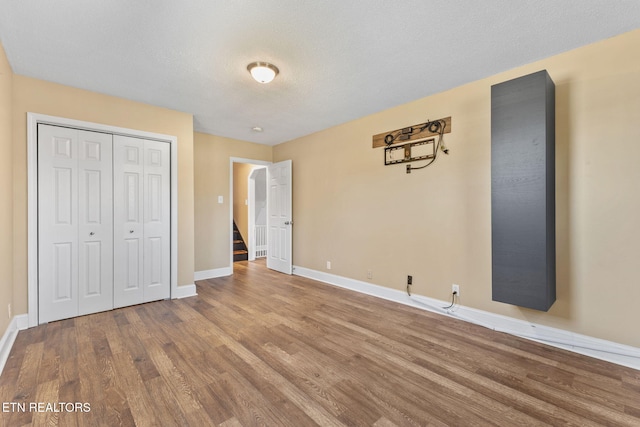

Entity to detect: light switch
[218,195,223,204]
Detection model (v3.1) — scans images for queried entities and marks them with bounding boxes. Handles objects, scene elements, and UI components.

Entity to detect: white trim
[27,114,38,327]
[248,166,267,261]
[229,157,271,270]
[27,113,179,327]
[0,315,29,375]
[293,266,640,371]
[194,267,233,281]
[172,284,197,299]
[248,174,255,262]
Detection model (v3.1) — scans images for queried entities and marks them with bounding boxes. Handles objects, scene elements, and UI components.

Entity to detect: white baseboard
[293,266,640,371]
[0,314,29,376]
[173,284,198,299]
[194,267,233,281]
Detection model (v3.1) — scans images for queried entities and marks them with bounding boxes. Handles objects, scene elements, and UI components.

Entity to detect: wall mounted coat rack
[373,116,452,173]
[372,116,451,148]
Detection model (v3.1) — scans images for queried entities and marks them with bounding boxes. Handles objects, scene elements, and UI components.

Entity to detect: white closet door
[38,125,79,323]
[38,125,113,323]
[113,136,170,308]
[143,140,170,302]
[78,130,114,315]
[113,136,145,308]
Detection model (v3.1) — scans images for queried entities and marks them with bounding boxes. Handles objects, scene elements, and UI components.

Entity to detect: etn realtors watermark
[3,402,91,413]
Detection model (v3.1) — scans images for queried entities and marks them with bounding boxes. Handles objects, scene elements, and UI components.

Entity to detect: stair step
[232,220,248,262]
[233,249,249,262]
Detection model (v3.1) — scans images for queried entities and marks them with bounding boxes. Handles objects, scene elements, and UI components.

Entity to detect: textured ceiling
[1,1,639,145]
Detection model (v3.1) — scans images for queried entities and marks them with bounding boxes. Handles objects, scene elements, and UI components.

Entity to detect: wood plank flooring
[2,260,640,426]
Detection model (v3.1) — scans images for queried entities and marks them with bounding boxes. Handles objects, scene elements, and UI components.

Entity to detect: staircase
[233,221,249,262]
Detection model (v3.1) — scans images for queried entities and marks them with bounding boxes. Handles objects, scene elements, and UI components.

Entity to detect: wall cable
[406,119,448,173]
[407,294,640,359]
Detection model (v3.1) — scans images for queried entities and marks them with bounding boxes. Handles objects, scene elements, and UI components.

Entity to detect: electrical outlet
[326,261,331,270]
[452,284,460,296]
[367,270,373,279]
[407,275,413,285]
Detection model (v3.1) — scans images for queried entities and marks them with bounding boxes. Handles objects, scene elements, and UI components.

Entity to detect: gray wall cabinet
[491,70,556,311]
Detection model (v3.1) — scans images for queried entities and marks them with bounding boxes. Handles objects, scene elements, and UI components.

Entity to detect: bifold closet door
[113,135,170,308]
[38,125,113,323]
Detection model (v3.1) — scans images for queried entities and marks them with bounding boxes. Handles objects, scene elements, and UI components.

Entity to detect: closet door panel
[39,125,115,322]
[78,130,114,315]
[143,140,170,302]
[113,136,145,308]
[38,125,79,323]
[51,243,74,300]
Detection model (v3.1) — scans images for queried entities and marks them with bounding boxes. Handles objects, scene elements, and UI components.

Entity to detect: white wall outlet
[326,261,331,270]
[452,284,460,296]
[367,270,373,279]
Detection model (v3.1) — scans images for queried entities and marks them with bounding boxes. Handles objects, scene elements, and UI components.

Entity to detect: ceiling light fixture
[247,62,279,84]
[251,126,263,132]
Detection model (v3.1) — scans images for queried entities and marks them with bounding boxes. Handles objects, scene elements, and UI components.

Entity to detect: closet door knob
[89,232,95,236]
[129,230,134,233]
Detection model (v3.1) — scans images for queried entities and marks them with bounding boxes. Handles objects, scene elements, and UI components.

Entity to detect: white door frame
[27,113,179,327]
[229,158,271,270]
[247,166,267,261]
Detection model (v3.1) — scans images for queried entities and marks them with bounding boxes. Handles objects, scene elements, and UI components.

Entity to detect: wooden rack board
[372,116,451,148]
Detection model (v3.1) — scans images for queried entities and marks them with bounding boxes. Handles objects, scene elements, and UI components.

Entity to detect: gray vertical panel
[491,70,555,311]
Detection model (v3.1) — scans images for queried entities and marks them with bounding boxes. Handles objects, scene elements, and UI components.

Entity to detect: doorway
[230,158,270,270]
[248,167,268,261]
[229,157,293,275]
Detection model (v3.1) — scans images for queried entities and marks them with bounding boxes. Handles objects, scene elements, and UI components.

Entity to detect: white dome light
[247,62,279,84]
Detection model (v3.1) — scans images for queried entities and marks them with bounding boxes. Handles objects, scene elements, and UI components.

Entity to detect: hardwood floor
[2,260,640,426]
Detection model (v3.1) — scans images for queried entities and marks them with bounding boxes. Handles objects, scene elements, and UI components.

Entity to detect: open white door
[267,160,292,274]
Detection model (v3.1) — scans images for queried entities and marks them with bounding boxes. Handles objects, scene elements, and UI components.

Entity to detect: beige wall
[12,75,195,316]
[194,132,272,272]
[233,162,254,242]
[274,29,640,347]
[6,29,637,350]
[0,44,13,333]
